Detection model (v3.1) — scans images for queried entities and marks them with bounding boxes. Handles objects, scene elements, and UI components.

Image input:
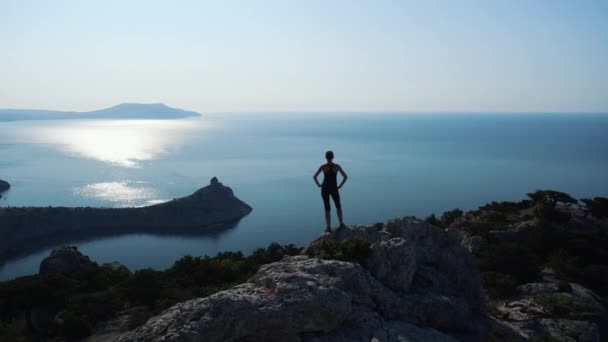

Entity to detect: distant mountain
[0,103,201,121]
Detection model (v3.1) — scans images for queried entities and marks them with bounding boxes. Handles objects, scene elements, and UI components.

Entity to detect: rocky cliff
[112,218,516,342]
[0,178,252,263]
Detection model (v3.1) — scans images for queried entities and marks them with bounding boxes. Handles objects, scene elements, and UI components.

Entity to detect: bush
[476,242,541,284]
[0,320,28,342]
[441,208,463,226]
[425,209,463,228]
[462,222,496,236]
[66,290,122,323]
[580,197,608,219]
[123,269,163,307]
[425,214,440,227]
[309,237,372,263]
[338,238,373,263]
[533,293,592,317]
[482,272,517,298]
[58,312,92,341]
[127,310,154,330]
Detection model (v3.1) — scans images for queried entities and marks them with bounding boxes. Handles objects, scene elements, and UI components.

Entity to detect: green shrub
[440,208,463,227]
[0,320,28,342]
[462,222,496,236]
[309,237,372,263]
[482,272,517,298]
[127,310,154,330]
[58,312,92,341]
[66,290,122,323]
[527,190,577,207]
[338,238,373,263]
[484,301,502,318]
[425,214,440,227]
[533,293,592,317]
[580,197,608,219]
[476,242,541,284]
[425,209,463,228]
[123,269,163,307]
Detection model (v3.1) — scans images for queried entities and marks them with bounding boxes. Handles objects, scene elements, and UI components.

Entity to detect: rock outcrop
[494,281,606,341]
[113,218,512,342]
[0,178,252,263]
[39,246,97,275]
[0,179,9,193]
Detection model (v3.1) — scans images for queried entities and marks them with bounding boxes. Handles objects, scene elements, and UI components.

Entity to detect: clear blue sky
[1,0,607,112]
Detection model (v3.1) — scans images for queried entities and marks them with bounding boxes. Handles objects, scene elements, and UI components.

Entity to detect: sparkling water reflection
[22,119,209,167]
[74,181,168,207]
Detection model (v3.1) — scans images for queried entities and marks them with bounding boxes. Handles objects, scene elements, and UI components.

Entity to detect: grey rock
[114,218,489,342]
[39,246,97,275]
[495,281,606,341]
[102,261,132,276]
[467,235,484,254]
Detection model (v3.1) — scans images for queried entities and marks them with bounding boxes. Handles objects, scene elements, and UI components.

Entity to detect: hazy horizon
[2,0,607,113]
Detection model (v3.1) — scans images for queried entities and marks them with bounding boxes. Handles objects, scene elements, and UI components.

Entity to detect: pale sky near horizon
[1,0,607,113]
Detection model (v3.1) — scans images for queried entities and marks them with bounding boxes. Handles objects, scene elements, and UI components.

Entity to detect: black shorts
[321,187,341,211]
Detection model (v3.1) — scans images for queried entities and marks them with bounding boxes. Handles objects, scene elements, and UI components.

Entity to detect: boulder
[39,246,97,275]
[114,218,491,341]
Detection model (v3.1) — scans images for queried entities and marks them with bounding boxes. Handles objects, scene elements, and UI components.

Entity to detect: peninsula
[0,178,252,263]
[0,103,201,121]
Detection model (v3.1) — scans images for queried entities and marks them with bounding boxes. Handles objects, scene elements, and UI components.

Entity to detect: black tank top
[322,163,338,190]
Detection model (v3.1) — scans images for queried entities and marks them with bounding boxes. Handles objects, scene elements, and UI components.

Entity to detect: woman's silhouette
[313,150,348,232]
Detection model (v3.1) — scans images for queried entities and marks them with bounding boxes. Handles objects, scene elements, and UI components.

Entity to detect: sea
[1,112,607,280]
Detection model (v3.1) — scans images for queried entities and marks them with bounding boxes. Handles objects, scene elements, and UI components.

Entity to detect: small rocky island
[0,178,252,263]
[0,179,10,193]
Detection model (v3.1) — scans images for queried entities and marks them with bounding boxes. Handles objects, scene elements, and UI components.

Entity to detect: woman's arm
[313,166,322,187]
[337,165,348,189]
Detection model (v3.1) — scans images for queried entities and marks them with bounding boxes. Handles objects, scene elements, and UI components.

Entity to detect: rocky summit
[113,218,515,342]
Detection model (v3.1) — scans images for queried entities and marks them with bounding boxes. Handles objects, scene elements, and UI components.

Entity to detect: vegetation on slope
[0,243,300,341]
[426,190,608,300]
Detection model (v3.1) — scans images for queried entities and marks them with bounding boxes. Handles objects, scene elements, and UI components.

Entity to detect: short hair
[325,150,334,160]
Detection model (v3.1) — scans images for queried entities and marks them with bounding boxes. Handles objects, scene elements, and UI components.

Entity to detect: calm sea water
[1,113,607,280]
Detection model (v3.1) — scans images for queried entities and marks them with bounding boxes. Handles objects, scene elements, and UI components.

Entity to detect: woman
[313,150,348,232]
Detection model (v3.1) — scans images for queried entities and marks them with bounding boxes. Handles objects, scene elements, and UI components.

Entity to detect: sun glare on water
[24,119,207,168]
[74,181,170,207]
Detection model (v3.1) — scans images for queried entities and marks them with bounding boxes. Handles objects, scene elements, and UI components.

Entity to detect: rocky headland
[0,177,252,263]
[0,179,9,193]
[0,190,606,341]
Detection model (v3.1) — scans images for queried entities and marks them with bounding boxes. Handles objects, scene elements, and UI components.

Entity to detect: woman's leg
[322,189,331,231]
[332,191,344,226]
